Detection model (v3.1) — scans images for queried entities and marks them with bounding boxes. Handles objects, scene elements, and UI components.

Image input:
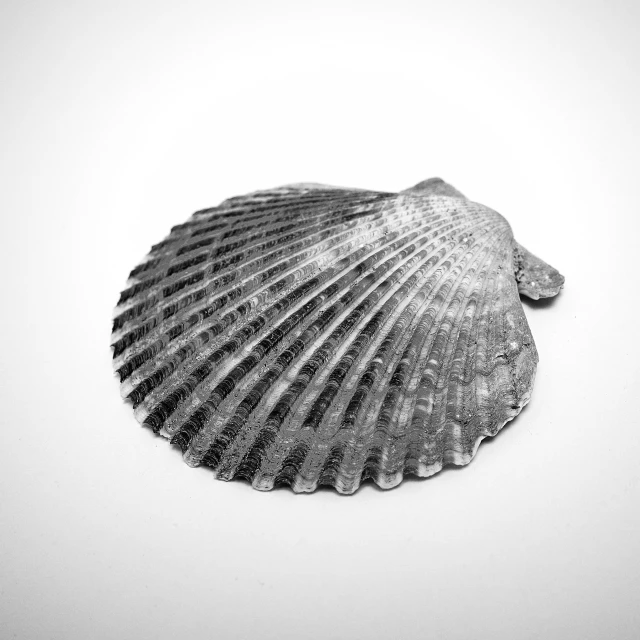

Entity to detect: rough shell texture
[112,178,564,494]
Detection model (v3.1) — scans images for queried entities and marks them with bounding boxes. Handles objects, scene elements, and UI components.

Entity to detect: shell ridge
[177,205,455,455]
[159,205,440,442]
[260,211,504,490]
[210,208,484,482]
[341,222,510,491]
[129,201,462,423]
[112,194,393,345]
[118,200,412,394]
[408,230,514,475]
[112,195,420,366]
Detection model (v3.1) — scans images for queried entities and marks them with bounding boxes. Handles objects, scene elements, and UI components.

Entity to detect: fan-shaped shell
[111,178,564,493]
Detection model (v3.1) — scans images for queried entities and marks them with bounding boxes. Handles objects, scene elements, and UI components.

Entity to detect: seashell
[111,177,564,494]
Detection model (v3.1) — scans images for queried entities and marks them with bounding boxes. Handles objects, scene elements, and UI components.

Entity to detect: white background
[2,1,639,638]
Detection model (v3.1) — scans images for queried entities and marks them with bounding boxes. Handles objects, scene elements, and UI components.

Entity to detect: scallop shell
[112,178,564,494]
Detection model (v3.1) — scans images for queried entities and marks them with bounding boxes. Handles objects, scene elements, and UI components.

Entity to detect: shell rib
[112,177,564,493]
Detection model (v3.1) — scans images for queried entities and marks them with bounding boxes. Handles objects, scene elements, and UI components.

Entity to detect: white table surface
[2,1,639,638]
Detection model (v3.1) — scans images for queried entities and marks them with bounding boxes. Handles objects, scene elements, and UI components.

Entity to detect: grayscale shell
[111,178,564,494]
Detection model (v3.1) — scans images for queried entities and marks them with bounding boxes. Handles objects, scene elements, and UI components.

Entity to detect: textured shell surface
[112,177,564,494]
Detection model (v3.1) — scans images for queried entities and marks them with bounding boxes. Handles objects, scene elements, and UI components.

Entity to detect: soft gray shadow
[520,294,561,309]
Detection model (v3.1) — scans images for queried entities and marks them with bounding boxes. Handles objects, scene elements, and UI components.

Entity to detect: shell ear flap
[513,242,565,300]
